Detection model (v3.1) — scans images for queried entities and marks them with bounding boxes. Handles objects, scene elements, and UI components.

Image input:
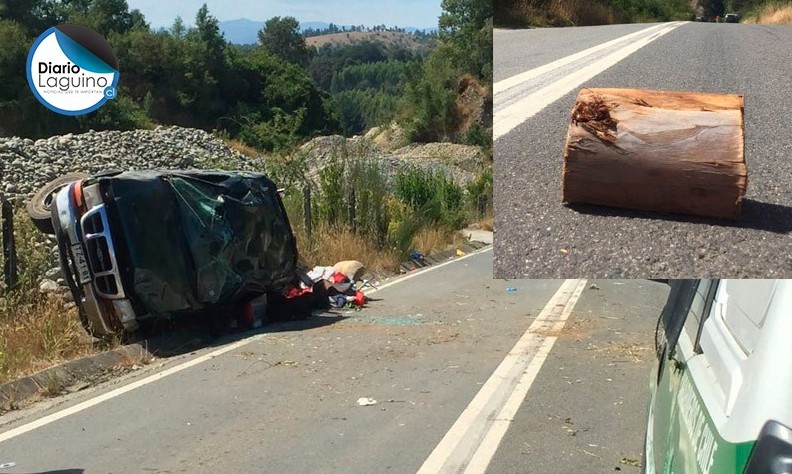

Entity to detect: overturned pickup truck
[27,170,299,337]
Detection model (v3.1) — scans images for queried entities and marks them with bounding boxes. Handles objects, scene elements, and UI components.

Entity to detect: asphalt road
[0,250,670,473]
[494,22,792,278]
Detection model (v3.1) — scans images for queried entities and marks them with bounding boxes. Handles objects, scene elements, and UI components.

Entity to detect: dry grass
[294,224,401,273]
[477,217,494,231]
[745,2,792,23]
[0,208,103,384]
[495,0,627,27]
[305,31,429,50]
[293,222,468,275]
[224,139,260,158]
[411,226,467,255]
[0,296,97,384]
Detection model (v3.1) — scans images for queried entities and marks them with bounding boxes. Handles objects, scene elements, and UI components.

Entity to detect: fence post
[348,189,357,233]
[302,186,312,239]
[2,199,18,289]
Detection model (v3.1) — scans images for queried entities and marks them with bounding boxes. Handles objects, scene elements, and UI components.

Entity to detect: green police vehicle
[645,280,792,474]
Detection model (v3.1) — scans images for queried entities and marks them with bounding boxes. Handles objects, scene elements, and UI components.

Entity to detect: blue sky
[126,0,442,28]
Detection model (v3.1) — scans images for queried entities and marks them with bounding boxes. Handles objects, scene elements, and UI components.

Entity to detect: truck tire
[26,172,89,234]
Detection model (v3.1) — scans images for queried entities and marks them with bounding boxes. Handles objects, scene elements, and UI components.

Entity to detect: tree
[702,0,725,18]
[257,16,313,68]
[438,0,493,81]
[55,0,147,35]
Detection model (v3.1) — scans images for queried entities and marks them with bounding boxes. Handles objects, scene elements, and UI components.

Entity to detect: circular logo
[26,24,120,116]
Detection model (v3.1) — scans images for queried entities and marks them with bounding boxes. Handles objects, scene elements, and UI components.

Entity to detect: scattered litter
[613,282,624,285]
[589,284,600,290]
[357,397,377,406]
[506,287,518,293]
[560,248,569,255]
[307,264,367,309]
[582,450,601,459]
[456,249,466,257]
[619,457,641,467]
[0,462,16,469]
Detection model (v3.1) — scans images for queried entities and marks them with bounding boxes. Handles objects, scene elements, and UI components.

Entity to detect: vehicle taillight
[72,179,85,210]
[744,421,792,474]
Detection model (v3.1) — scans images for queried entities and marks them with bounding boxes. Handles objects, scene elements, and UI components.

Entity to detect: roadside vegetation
[262,142,493,269]
[738,1,792,23]
[0,211,102,385]
[495,0,694,27]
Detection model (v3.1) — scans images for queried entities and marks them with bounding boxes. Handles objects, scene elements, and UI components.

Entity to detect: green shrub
[395,167,464,229]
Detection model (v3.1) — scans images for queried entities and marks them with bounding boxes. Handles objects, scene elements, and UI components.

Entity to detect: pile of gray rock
[0,126,485,203]
[0,126,258,200]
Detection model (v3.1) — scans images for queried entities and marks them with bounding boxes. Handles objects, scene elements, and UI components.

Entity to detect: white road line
[417,279,589,474]
[494,21,684,140]
[0,245,492,443]
[493,23,667,95]
[0,335,260,443]
[366,245,492,294]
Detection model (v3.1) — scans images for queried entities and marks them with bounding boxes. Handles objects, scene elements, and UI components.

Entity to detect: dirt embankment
[305,31,432,50]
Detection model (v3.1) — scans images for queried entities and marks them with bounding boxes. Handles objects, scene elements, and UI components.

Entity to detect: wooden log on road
[562,88,747,219]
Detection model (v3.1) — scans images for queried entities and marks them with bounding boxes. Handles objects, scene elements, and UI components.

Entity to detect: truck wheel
[26,172,89,234]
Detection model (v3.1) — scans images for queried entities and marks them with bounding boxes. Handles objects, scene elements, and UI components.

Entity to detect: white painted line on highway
[366,245,493,295]
[494,21,685,140]
[417,278,589,474]
[0,335,262,444]
[493,23,667,95]
[0,244,492,444]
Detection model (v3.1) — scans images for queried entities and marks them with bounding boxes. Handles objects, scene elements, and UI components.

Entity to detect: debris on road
[357,397,378,406]
[563,88,747,219]
[306,262,367,309]
[589,283,600,290]
[619,457,641,467]
[506,286,518,293]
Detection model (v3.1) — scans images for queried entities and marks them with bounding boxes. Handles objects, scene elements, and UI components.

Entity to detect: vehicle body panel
[645,280,792,473]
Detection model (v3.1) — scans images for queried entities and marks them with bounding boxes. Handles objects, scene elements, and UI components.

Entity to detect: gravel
[0,126,484,203]
[0,126,259,200]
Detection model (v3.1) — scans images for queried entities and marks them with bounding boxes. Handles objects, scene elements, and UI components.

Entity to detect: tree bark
[562,88,747,219]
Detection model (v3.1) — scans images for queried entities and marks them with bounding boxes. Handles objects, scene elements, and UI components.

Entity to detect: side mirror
[655,280,700,360]
[744,420,792,474]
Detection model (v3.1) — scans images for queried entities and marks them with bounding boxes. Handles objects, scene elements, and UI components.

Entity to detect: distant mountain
[219,18,437,45]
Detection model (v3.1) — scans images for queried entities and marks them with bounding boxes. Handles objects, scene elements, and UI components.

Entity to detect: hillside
[730,0,792,23]
[306,30,434,50]
[219,19,436,45]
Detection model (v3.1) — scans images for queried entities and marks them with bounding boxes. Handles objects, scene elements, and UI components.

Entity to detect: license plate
[71,243,91,284]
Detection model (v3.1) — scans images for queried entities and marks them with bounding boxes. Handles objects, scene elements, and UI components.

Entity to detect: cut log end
[562,88,747,220]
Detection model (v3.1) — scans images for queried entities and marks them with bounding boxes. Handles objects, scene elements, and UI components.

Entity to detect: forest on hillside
[0,0,492,152]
